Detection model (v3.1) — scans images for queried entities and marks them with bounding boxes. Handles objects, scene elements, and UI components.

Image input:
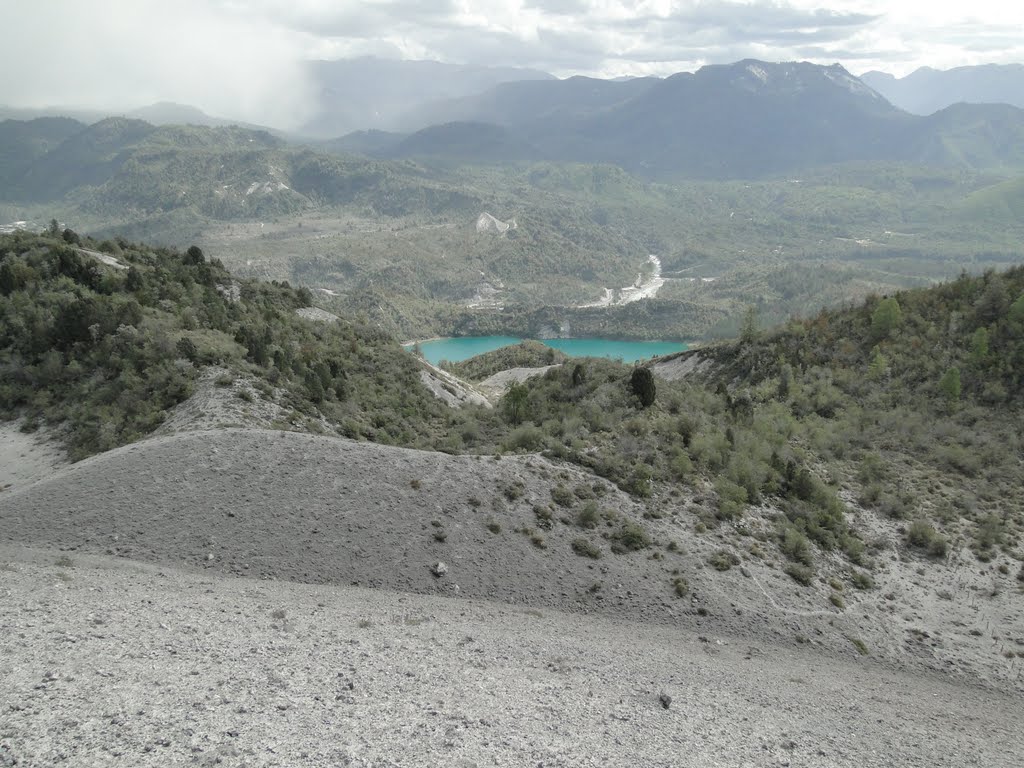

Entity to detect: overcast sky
[2,0,1022,128]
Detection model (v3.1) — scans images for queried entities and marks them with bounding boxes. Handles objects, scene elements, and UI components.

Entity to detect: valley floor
[1,544,1020,768]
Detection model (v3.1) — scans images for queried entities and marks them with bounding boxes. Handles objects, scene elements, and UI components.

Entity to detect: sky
[1,0,1022,129]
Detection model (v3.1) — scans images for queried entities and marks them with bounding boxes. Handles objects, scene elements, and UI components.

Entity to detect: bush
[571,538,602,559]
[610,521,651,553]
[779,527,814,566]
[848,637,869,656]
[783,562,815,585]
[714,476,748,521]
[576,501,600,528]
[708,549,740,571]
[906,519,948,558]
[850,570,874,590]
[629,367,656,408]
[503,424,544,452]
[533,505,554,530]
[501,481,524,501]
[550,485,575,507]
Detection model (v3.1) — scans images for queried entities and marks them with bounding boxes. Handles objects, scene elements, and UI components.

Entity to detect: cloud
[0,0,316,129]
[1,0,1022,126]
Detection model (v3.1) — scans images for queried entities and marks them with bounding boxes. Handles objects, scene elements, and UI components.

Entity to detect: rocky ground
[1,544,1021,768]
[1,406,1022,765]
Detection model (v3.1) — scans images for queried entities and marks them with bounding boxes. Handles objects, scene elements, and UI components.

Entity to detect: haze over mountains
[7,58,1024,145]
[5,59,1024,187]
[862,63,1024,115]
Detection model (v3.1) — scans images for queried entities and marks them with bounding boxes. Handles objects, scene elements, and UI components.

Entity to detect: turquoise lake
[407,336,688,365]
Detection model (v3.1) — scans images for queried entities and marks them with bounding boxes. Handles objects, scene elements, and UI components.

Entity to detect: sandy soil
[1,544,1021,768]
[0,422,67,494]
[2,548,1015,768]
[2,414,1022,766]
[295,307,341,324]
[2,428,1021,697]
[650,351,713,381]
[475,365,561,401]
[417,364,491,408]
[155,367,293,435]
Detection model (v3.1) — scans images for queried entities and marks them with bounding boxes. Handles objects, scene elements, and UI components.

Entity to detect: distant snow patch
[746,64,769,83]
[824,67,882,99]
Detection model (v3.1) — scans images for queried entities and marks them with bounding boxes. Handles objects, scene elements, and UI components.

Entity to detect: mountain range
[4,59,1024,210]
[861,63,1024,115]
[329,60,1024,179]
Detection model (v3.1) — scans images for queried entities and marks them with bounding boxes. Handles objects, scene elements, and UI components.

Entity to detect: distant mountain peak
[692,59,881,101]
[862,63,1024,114]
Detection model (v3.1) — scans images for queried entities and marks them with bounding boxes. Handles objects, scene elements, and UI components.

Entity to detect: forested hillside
[2,230,1021,583]
[0,229,453,459]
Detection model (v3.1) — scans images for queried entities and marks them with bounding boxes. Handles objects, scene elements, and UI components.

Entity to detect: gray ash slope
[3,428,1023,696]
[1,545,1021,768]
[3,427,1024,766]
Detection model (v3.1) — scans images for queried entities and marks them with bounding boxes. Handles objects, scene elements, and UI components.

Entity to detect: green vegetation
[444,340,567,379]
[709,550,741,571]
[0,230,455,459]
[4,229,1022,584]
[571,538,602,559]
[691,265,1024,563]
[5,117,1024,344]
[629,367,656,408]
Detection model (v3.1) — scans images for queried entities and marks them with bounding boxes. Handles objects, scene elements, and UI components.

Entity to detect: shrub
[779,527,814,566]
[672,577,690,597]
[714,476,747,521]
[869,297,901,342]
[629,367,656,408]
[571,538,602,559]
[550,485,575,507]
[829,593,845,609]
[503,424,544,452]
[502,481,524,501]
[848,637,869,656]
[576,501,600,529]
[850,570,874,590]
[906,519,948,558]
[708,549,740,571]
[533,505,554,530]
[783,563,814,585]
[611,521,651,554]
[573,483,595,500]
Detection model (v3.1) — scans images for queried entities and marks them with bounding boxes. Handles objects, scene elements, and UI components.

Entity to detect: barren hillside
[1,543,1021,767]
